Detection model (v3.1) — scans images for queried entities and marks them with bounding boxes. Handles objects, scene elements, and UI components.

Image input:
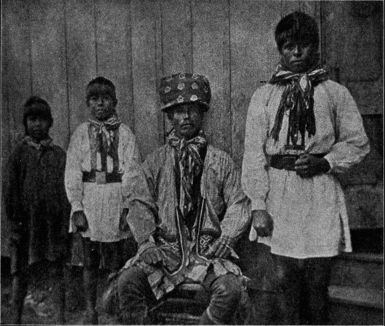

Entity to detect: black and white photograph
[1,0,383,324]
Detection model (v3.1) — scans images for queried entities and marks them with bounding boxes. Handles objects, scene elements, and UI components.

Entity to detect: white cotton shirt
[242,80,370,258]
[65,122,141,242]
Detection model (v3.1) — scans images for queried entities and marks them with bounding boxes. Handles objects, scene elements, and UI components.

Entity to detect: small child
[5,96,69,324]
[65,76,140,324]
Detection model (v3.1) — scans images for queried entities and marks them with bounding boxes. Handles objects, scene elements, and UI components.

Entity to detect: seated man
[118,73,250,324]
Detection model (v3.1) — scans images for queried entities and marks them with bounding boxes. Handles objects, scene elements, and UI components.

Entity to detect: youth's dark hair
[23,96,53,129]
[86,76,117,106]
[275,11,319,52]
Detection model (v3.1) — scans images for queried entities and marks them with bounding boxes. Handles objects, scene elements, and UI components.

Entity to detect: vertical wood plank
[192,0,231,152]
[280,0,300,17]
[161,0,193,138]
[29,0,69,149]
[131,0,162,158]
[94,0,134,130]
[2,0,32,145]
[161,0,193,75]
[1,0,33,257]
[65,0,97,136]
[230,0,281,167]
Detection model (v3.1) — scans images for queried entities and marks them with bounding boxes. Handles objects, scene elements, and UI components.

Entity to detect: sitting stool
[149,281,210,325]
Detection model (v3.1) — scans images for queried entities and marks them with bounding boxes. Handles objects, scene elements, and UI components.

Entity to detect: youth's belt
[270,153,326,171]
[82,171,122,184]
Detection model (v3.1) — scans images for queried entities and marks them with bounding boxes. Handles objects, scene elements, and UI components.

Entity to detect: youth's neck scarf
[168,129,207,217]
[269,63,328,146]
[88,114,121,149]
[89,114,121,172]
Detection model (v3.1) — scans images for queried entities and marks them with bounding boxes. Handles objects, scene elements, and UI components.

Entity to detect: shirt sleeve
[219,155,251,242]
[64,125,85,212]
[126,156,158,246]
[324,85,370,173]
[120,126,142,209]
[241,86,271,211]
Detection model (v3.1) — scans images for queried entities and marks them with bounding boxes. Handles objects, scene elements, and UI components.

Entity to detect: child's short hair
[275,11,319,52]
[23,96,53,129]
[86,76,117,106]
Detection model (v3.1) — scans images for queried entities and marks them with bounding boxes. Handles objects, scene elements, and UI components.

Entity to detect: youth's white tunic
[242,80,370,258]
[65,122,141,242]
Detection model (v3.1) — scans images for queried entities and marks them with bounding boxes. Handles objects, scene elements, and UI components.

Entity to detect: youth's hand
[119,208,130,232]
[251,210,273,237]
[295,154,330,178]
[72,211,89,232]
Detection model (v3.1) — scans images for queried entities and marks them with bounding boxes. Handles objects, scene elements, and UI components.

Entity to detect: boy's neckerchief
[89,114,121,172]
[23,136,53,151]
[269,63,328,146]
[88,114,121,148]
[168,129,207,219]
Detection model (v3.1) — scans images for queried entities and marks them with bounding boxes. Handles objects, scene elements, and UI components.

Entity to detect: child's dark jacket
[5,138,70,273]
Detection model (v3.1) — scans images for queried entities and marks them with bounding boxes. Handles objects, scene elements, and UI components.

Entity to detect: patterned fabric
[159,72,211,111]
[88,115,121,172]
[123,237,242,300]
[269,64,328,147]
[124,144,251,300]
[168,129,207,217]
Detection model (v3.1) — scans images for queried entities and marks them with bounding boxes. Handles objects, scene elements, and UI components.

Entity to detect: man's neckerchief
[23,135,53,151]
[89,114,121,172]
[168,129,207,227]
[269,63,328,147]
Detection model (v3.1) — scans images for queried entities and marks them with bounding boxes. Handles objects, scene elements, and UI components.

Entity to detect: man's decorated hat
[159,72,211,111]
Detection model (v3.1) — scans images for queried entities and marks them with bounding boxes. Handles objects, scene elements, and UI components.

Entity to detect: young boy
[242,12,370,324]
[65,76,140,324]
[5,96,69,324]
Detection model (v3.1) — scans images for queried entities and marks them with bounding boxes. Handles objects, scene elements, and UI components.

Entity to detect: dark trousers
[272,254,333,325]
[117,266,242,324]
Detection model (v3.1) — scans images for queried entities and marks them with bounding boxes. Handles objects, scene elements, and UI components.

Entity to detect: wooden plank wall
[1,0,383,255]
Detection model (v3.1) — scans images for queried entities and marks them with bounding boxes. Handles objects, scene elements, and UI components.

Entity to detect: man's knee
[117,266,144,296]
[211,274,242,304]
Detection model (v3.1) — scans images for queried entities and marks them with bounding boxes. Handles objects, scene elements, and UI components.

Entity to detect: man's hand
[72,211,89,232]
[252,210,273,237]
[205,237,233,259]
[295,154,330,178]
[140,246,164,265]
[119,208,130,232]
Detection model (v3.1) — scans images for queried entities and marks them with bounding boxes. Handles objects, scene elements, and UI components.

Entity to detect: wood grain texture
[2,0,32,145]
[1,0,33,257]
[30,0,69,149]
[192,0,231,153]
[95,0,134,130]
[1,1,383,259]
[160,0,193,138]
[131,0,162,159]
[230,0,281,167]
[322,1,383,85]
[65,0,97,135]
